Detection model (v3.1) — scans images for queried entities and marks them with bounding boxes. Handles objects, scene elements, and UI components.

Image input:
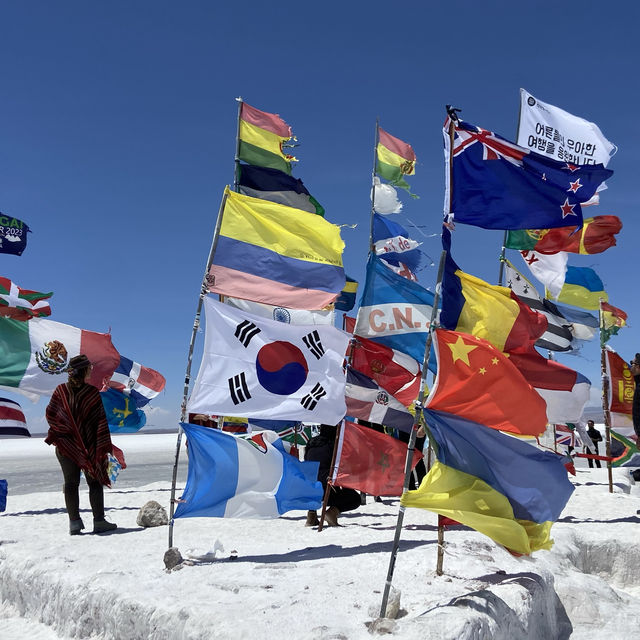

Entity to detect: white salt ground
[1,433,639,639]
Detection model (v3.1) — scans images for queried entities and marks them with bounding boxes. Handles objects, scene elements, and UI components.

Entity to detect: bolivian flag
[376,127,417,195]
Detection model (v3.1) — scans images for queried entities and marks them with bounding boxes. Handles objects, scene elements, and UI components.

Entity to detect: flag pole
[497,231,508,286]
[233,97,243,192]
[317,421,344,532]
[167,188,229,549]
[369,119,380,252]
[379,248,447,617]
[598,299,614,493]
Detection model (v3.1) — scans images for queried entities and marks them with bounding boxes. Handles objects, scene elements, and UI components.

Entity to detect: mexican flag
[0,317,120,399]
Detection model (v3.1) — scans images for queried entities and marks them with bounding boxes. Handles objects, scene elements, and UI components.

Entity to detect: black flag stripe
[302,330,325,360]
[234,320,261,347]
[229,372,251,405]
[301,382,327,411]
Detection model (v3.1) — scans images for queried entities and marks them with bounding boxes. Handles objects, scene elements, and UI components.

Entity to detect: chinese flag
[426,329,548,436]
[333,421,422,497]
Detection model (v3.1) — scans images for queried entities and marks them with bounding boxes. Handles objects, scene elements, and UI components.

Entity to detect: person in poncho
[45,354,119,535]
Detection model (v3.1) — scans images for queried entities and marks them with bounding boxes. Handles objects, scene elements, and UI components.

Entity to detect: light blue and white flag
[174,422,323,519]
[355,254,435,365]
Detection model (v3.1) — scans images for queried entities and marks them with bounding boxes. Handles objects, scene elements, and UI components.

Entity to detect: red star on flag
[567,179,583,193]
[560,198,577,218]
[563,163,579,173]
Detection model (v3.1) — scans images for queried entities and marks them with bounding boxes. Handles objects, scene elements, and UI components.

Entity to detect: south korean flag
[187,298,350,423]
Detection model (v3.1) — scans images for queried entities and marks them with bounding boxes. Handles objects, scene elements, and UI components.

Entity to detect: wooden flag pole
[317,422,344,533]
[599,299,614,493]
[379,248,446,618]
[167,188,229,549]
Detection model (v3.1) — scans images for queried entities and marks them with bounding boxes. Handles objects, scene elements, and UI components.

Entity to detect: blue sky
[2,1,639,431]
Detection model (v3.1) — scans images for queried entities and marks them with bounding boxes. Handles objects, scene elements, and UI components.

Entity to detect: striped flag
[108,356,166,408]
[0,397,31,437]
[0,277,52,321]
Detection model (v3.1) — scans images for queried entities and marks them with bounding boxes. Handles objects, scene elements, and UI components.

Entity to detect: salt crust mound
[1,465,639,639]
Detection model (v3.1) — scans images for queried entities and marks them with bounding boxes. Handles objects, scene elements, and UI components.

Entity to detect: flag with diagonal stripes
[188,298,350,423]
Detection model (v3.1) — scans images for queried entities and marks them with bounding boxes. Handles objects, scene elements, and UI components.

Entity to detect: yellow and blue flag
[551,265,607,310]
[401,409,574,555]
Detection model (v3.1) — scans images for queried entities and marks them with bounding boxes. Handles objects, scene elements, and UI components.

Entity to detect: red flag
[605,348,634,417]
[0,277,52,321]
[333,421,422,497]
[349,335,420,406]
[534,216,622,255]
[426,329,548,436]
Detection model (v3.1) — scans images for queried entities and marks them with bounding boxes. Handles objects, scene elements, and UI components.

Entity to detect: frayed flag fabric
[332,420,422,497]
[101,388,147,434]
[355,254,435,366]
[518,249,568,300]
[504,260,573,352]
[208,188,345,310]
[345,367,414,433]
[108,356,165,408]
[372,213,422,273]
[237,165,324,216]
[444,117,612,230]
[401,409,574,555]
[0,277,52,321]
[226,297,335,325]
[174,422,323,519]
[0,397,31,437]
[0,214,30,256]
[600,302,627,346]
[188,298,349,424]
[0,317,120,399]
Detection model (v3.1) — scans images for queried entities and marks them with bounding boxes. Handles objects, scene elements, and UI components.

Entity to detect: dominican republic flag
[0,397,31,437]
[109,356,165,408]
[345,367,414,432]
[444,117,613,231]
[187,297,350,424]
[174,422,323,519]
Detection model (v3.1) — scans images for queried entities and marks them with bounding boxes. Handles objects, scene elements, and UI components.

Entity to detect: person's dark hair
[67,354,92,390]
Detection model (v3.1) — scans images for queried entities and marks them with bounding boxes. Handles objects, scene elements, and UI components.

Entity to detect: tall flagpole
[598,299,614,493]
[369,119,380,251]
[233,97,243,192]
[379,248,446,617]
[167,189,229,549]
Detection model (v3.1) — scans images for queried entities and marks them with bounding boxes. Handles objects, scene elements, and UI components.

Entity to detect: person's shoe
[69,518,85,535]
[305,510,319,527]
[93,519,117,534]
[324,506,340,527]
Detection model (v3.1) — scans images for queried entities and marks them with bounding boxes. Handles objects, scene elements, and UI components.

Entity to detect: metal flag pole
[233,97,243,192]
[379,248,447,618]
[167,188,229,549]
[598,299,614,493]
[369,119,380,251]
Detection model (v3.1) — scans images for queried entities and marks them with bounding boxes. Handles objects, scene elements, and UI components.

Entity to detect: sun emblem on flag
[35,340,69,375]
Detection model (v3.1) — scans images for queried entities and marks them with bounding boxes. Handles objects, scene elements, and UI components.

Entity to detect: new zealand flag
[444,118,613,230]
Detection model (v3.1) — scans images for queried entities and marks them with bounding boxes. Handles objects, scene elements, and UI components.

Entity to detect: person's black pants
[586,446,601,469]
[56,449,104,521]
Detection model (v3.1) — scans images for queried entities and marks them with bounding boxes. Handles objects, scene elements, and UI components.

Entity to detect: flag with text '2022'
[208,188,345,310]
[174,423,322,519]
[0,277,52,321]
[108,356,165,408]
[444,117,613,230]
[187,298,350,424]
[0,397,30,437]
[426,329,547,437]
[355,254,436,367]
[333,421,422,497]
[401,409,574,555]
[0,317,120,400]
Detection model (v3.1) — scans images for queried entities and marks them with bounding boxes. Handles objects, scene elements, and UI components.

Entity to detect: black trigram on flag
[301,382,327,411]
[302,330,325,360]
[229,372,251,405]
[235,320,261,347]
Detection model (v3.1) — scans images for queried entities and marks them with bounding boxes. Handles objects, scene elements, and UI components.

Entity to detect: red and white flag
[0,397,31,437]
[0,277,52,321]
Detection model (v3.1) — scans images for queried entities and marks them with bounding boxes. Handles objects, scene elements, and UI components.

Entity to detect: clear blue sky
[2,1,638,432]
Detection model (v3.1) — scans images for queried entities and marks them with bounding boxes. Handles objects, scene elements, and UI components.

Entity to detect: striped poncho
[45,382,114,487]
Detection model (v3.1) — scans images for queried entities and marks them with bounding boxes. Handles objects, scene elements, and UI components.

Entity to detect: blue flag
[354,254,436,368]
[0,479,7,512]
[445,118,613,230]
[101,388,147,434]
[334,275,358,312]
[175,422,322,519]
[0,214,30,256]
[372,214,422,272]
